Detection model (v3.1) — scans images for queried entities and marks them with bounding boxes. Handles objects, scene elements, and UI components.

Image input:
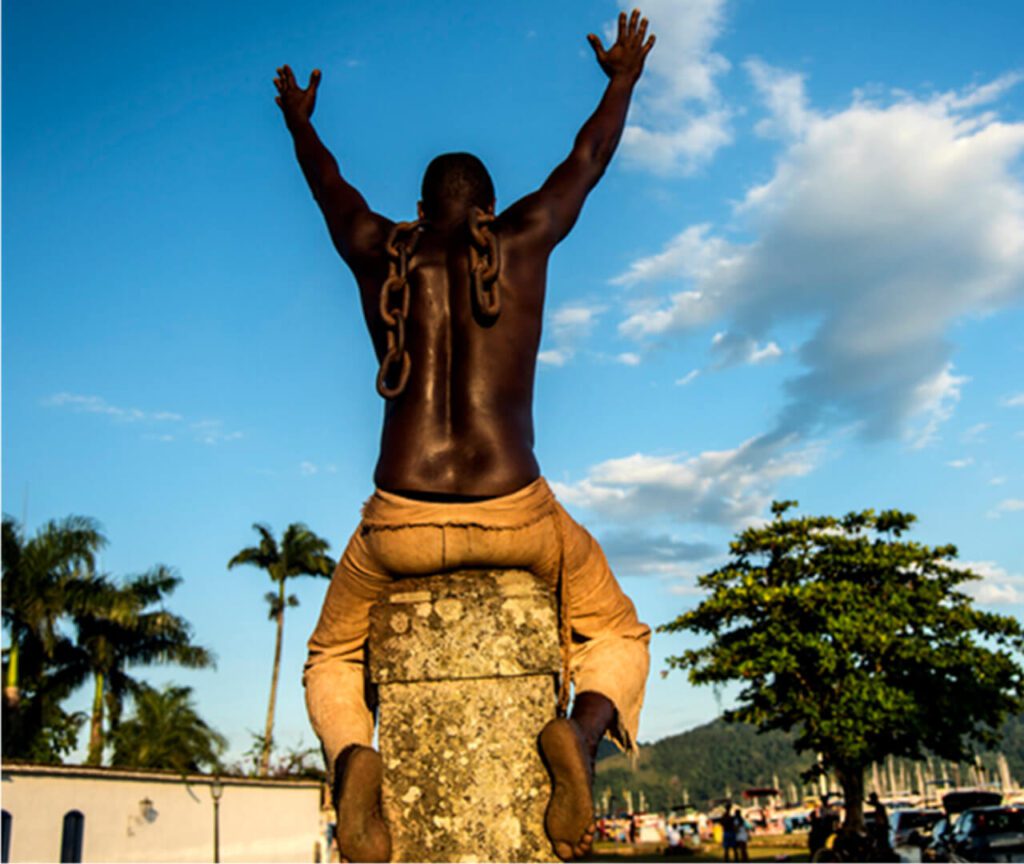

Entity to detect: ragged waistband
[361,477,556,530]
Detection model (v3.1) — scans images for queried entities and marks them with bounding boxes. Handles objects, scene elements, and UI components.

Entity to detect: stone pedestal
[368,569,561,863]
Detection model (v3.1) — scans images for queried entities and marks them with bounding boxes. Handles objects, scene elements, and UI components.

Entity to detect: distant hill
[595,714,1024,812]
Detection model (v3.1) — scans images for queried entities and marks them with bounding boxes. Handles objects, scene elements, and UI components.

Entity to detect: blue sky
[3,0,1023,761]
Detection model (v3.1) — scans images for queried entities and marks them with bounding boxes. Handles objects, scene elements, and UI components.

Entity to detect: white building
[1,763,330,863]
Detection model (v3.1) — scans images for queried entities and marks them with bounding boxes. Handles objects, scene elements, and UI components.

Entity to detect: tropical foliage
[661,501,1024,831]
[2,515,105,761]
[228,522,335,775]
[2,515,106,706]
[2,514,219,768]
[68,567,215,764]
[111,684,226,773]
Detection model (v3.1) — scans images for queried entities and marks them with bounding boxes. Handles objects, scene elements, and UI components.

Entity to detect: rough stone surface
[369,570,560,863]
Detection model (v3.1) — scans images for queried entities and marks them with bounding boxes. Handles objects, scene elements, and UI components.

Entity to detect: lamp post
[211,774,223,863]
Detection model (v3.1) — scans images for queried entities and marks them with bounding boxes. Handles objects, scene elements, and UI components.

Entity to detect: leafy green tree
[662,501,1024,833]
[2,515,106,707]
[70,567,214,765]
[228,523,335,776]
[2,515,105,760]
[111,684,226,773]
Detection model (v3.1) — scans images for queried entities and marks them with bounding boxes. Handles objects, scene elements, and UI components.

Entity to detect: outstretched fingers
[308,68,322,92]
[586,32,606,61]
[637,15,648,45]
[274,66,292,94]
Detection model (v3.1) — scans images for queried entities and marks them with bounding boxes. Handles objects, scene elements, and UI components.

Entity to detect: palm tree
[69,566,215,765]
[228,522,335,775]
[111,683,226,773]
[2,515,106,708]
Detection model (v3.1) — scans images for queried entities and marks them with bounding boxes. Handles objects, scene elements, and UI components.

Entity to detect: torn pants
[303,477,651,778]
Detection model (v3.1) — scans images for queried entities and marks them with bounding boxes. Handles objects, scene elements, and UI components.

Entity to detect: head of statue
[418,152,495,225]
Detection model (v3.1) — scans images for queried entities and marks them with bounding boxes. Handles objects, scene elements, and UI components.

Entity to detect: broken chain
[376,220,422,399]
[468,207,501,319]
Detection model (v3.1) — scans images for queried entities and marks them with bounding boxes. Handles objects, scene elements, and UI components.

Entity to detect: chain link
[376,220,422,399]
[468,207,502,319]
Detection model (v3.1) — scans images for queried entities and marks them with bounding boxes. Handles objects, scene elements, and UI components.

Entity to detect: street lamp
[210,774,223,863]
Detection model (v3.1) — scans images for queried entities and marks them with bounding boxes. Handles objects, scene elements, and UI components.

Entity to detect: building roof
[1,761,322,789]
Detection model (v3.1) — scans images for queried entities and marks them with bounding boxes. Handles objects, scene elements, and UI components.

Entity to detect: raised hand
[587,9,655,83]
[274,64,321,128]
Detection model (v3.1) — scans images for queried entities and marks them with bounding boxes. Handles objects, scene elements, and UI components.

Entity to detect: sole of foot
[539,718,596,861]
[336,746,391,863]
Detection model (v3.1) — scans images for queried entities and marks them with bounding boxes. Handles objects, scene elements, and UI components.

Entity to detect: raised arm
[274,65,391,265]
[500,10,655,245]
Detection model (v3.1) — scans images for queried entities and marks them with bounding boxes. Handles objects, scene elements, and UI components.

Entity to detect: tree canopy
[70,566,215,765]
[111,684,226,773]
[2,515,106,761]
[2,514,217,768]
[661,501,1024,831]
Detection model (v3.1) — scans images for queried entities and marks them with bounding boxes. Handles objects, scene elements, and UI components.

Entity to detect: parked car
[927,790,1004,862]
[947,806,1024,863]
[890,809,943,861]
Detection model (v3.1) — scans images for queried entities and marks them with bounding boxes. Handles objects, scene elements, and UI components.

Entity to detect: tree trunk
[836,762,866,834]
[87,672,106,766]
[3,638,20,708]
[260,580,286,776]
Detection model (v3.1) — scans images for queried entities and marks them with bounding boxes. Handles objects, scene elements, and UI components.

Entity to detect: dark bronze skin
[277,10,653,862]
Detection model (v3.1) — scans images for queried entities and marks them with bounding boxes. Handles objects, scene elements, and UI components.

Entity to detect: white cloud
[939,72,1024,111]
[746,58,810,138]
[299,461,337,476]
[613,0,733,175]
[45,392,244,446]
[907,365,968,449]
[538,303,605,366]
[44,391,249,446]
[45,392,183,423]
[615,71,1024,444]
[538,349,569,367]
[709,331,783,368]
[959,560,1024,606]
[552,305,602,329]
[613,224,732,290]
[963,422,991,442]
[616,352,642,366]
[945,457,974,469]
[676,369,700,386]
[987,498,1024,519]
[598,529,719,580]
[552,434,820,527]
[1002,392,1024,407]
[190,420,244,446]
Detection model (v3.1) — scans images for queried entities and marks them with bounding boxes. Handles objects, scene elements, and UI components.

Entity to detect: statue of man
[276,10,655,862]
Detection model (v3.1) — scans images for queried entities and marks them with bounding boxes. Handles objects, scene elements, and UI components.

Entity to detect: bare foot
[539,718,596,860]
[335,746,391,863]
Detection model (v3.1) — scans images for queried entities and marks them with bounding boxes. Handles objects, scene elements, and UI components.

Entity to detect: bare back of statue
[348,210,552,498]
